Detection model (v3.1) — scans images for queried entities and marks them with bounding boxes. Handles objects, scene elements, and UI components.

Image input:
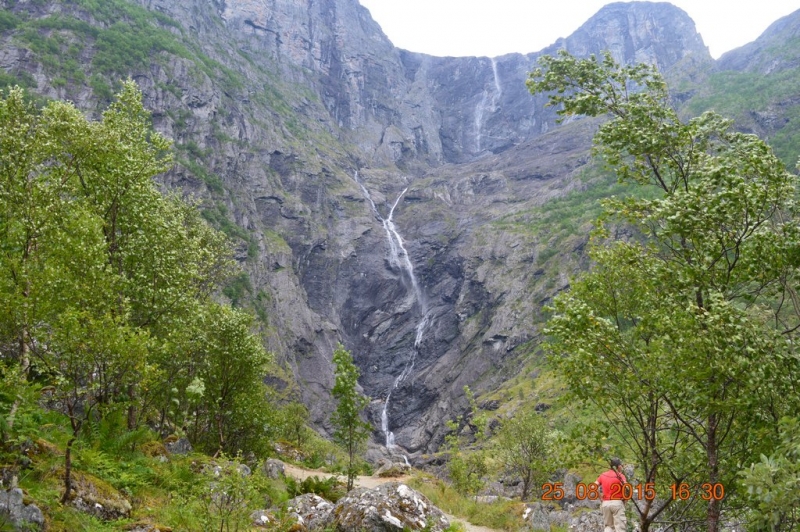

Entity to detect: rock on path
[281,463,498,532]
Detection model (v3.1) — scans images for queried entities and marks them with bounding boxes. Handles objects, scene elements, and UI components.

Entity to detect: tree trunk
[707,414,720,532]
[521,469,531,501]
[8,327,31,432]
[62,403,83,504]
[61,436,76,504]
[127,384,136,430]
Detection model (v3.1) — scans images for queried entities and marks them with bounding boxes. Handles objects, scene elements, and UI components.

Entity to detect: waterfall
[491,57,502,97]
[474,58,503,152]
[474,90,490,152]
[353,172,431,449]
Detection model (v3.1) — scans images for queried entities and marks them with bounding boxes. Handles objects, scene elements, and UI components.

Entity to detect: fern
[285,475,345,502]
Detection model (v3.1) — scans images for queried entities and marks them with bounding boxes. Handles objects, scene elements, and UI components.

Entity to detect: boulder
[480,400,500,411]
[569,509,604,532]
[0,466,18,488]
[164,437,192,455]
[374,461,410,478]
[205,460,250,478]
[250,509,278,528]
[285,493,335,530]
[139,441,169,458]
[331,482,449,532]
[0,488,45,531]
[522,502,574,532]
[262,459,285,480]
[548,510,570,530]
[68,471,132,520]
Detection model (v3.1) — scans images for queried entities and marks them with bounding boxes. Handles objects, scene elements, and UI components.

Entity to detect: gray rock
[331,483,449,532]
[262,459,285,480]
[0,488,45,531]
[285,493,335,530]
[480,400,500,411]
[562,472,581,505]
[165,437,192,455]
[569,509,605,532]
[250,509,277,528]
[523,502,551,531]
[522,502,578,532]
[374,461,410,478]
[548,510,570,529]
[68,472,132,521]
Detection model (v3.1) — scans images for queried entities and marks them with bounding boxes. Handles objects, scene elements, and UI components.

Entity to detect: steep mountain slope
[684,8,800,164]
[5,0,788,456]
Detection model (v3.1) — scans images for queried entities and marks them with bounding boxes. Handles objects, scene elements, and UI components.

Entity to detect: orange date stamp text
[541,482,725,501]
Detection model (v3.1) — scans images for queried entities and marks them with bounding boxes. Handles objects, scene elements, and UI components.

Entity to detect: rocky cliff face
[717,8,800,74]
[0,0,716,453]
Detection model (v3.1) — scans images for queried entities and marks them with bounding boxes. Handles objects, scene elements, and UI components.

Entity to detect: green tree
[529,51,800,532]
[278,402,310,448]
[0,82,275,503]
[46,309,150,503]
[740,417,800,532]
[66,82,232,429]
[183,303,272,456]
[331,343,371,491]
[445,387,489,500]
[0,85,158,500]
[194,455,262,532]
[0,87,104,375]
[495,408,553,501]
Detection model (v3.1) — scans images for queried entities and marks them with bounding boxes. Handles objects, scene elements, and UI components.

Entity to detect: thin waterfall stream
[353,171,431,449]
[474,57,503,152]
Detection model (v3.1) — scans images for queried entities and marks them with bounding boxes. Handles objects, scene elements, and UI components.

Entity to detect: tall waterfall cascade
[474,57,503,152]
[353,172,431,449]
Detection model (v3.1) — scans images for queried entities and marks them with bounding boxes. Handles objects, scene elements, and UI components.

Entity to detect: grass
[7,411,292,531]
[408,474,527,531]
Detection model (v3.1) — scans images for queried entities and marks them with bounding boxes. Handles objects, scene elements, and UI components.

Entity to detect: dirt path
[281,463,497,532]
[282,462,411,489]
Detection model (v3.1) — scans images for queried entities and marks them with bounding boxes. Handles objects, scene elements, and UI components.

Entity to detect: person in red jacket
[594,457,627,532]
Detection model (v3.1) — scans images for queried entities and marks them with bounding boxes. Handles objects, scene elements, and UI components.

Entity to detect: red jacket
[596,469,627,500]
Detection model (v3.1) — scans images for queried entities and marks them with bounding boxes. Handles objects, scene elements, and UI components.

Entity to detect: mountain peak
[543,1,710,72]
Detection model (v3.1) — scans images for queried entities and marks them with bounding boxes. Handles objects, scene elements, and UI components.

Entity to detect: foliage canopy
[0,82,273,504]
[331,343,371,491]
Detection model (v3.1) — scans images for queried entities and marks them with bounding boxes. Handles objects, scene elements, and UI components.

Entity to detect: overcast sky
[358,0,799,59]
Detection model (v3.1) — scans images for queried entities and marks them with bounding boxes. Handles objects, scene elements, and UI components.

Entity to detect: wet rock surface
[375,459,411,478]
